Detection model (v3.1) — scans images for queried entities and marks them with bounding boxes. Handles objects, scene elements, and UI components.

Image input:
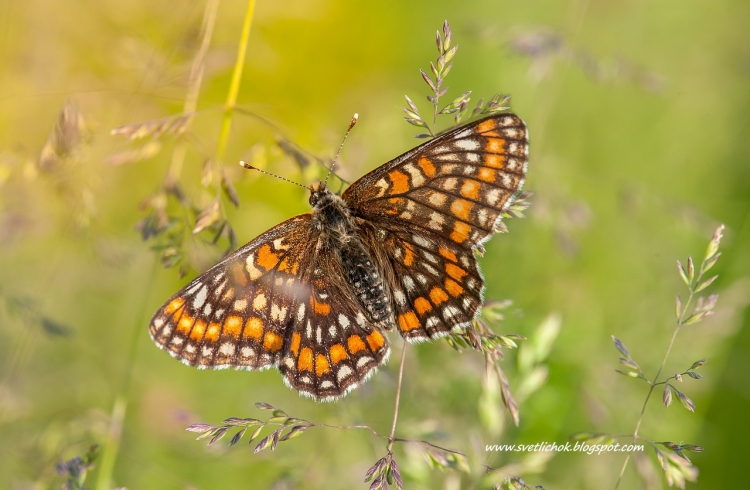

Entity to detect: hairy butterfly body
[149,113,529,401]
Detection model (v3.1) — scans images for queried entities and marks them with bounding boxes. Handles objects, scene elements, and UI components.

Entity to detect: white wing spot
[245,255,262,280]
[306,320,312,338]
[284,357,294,369]
[402,275,416,291]
[170,336,183,346]
[241,347,254,358]
[455,139,480,151]
[338,314,350,329]
[297,303,306,322]
[394,290,407,306]
[356,311,367,326]
[486,188,501,206]
[321,380,334,389]
[253,293,267,312]
[300,376,312,384]
[186,282,203,295]
[233,299,248,311]
[428,211,445,230]
[412,234,433,249]
[425,317,439,329]
[442,177,457,191]
[329,325,337,338]
[153,318,164,328]
[337,365,353,382]
[357,356,374,368]
[429,192,447,207]
[271,304,287,321]
[316,327,322,344]
[422,262,439,276]
[466,153,479,163]
[185,344,195,353]
[403,164,426,186]
[201,346,213,357]
[203,303,213,317]
[443,305,460,319]
[219,343,235,356]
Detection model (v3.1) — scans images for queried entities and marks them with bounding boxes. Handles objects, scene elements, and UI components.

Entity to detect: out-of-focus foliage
[0,1,748,489]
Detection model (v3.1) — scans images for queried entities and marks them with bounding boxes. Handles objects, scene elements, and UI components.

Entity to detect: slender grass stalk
[94,259,159,490]
[387,343,408,453]
[215,0,257,162]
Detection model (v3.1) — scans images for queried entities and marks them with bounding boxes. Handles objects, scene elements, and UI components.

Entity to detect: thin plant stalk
[215,0,257,162]
[387,343,408,453]
[94,259,160,490]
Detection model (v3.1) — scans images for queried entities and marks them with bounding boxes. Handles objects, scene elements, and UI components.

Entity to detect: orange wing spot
[190,320,208,341]
[429,286,449,306]
[244,317,264,340]
[278,258,299,275]
[478,167,496,183]
[165,297,185,315]
[403,242,416,266]
[486,137,505,153]
[414,297,433,316]
[477,119,497,133]
[177,314,194,334]
[263,331,283,352]
[485,154,505,169]
[311,297,331,316]
[398,311,421,332]
[445,263,468,281]
[388,170,410,194]
[256,244,280,271]
[330,344,348,364]
[366,330,385,351]
[418,156,436,178]
[450,199,473,221]
[450,221,471,244]
[291,332,301,356]
[460,180,480,200]
[298,347,313,372]
[231,263,248,286]
[444,278,464,297]
[223,315,243,338]
[347,335,367,354]
[315,354,330,376]
[438,246,458,262]
[205,322,221,342]
[386,197,405,215]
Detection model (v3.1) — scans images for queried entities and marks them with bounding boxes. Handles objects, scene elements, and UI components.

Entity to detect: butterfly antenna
[239,161,308,189]
[324,113,359,188]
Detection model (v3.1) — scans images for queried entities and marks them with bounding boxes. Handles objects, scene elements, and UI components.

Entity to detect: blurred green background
[1,0,748,488]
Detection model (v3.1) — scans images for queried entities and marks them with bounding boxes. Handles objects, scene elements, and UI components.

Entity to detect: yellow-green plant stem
[94,259,159,490]
[215,0,257,162]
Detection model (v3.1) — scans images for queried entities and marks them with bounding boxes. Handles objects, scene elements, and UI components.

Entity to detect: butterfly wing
[149,214,390,401]
[343,114,528,341]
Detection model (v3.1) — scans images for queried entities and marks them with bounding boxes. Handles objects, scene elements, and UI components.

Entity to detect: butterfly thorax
[309,183,394,330]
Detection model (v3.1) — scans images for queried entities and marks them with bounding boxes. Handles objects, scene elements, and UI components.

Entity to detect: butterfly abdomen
[339,239,394,329]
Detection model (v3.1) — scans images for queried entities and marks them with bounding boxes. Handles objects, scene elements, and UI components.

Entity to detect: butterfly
[149,113,528,401]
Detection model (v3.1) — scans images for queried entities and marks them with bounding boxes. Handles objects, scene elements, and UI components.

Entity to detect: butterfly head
[309,181,354,238]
